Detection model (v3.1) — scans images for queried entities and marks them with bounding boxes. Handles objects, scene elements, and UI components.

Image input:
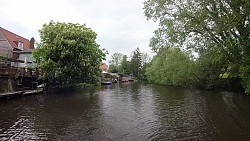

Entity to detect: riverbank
[144,77,245,94]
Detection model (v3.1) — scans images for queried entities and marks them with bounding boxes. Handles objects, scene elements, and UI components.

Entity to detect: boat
[37,83,45,88]
[101,81,112,85]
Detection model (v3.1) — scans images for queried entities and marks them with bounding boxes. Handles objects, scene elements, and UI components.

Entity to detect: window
[18,41,23,49]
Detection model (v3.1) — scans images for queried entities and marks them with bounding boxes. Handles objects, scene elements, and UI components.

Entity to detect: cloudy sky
[0,0,157,62]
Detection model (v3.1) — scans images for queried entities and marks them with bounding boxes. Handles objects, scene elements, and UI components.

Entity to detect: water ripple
[1,83,250,140]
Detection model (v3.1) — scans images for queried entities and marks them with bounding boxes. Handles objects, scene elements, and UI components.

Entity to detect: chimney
[29,37,35,49]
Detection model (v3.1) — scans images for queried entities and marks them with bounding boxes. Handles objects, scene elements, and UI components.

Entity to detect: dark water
[1,82,250,141]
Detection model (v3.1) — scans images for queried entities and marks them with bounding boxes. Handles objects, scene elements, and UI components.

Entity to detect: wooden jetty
[0,89,44,99]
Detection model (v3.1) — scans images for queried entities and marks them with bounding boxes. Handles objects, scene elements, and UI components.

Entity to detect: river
[0,82,250,140]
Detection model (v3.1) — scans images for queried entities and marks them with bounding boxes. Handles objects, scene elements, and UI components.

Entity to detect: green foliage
[144,0,250,93]
[141,62,151,81]
[108,52,124,73]
[239,62,250,94]
[193,42,230,88]
[109,52,123,66]
[130,47,142,79]
[145,47,196,86]
[33,21,106,86]
[108,50,150,78]
[140,53,152,80]
[108,53,131,75]
[141,52,151,67]
[108,64,119,73]
[120,55,130,74]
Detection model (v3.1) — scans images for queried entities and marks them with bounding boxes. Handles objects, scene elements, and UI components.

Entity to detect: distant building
[100,62,108,72]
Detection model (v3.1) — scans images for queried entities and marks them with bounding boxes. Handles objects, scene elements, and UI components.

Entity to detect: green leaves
[34,21,106,86]
[109,53,123,67]
[144,0,250,93]
[130,48,143,79]
[145,47,195,86]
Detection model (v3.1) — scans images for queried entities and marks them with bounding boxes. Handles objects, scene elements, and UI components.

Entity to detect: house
[0,27,35,68]
[0,27,38,92]
[98,63,121,83]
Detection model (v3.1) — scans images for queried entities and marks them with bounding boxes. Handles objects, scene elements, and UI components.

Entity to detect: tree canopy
[146,47,195,86]
[33,21,106,86]
[108,52,124,73]
[108,49,149,79]
[144,0,250,93]
[130,47,142,79]
[109,52,123,67]
[120,55,130,74]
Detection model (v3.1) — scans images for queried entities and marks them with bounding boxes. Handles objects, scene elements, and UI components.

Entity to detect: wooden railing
[0,67,39,78]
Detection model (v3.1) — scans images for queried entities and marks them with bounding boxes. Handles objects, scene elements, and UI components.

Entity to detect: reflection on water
[1,82,250,140]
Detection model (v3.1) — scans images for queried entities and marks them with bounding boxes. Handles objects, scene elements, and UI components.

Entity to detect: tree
[140,52,151,80]
[130,47,142,79]
[141,52,151,67]
[109,52,123,66]
[193,42,232,89]
[145,47,196,86]
[144,0,250,93]
[108,52,124,73]
[108,64,119,73]
[33,21,106,86]
[120,55,130,74]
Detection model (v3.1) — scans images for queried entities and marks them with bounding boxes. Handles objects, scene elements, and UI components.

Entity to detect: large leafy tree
[144,0,250,93]
[33,21,106,86]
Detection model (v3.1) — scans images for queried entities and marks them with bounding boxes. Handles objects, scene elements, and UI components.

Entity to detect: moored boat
[101,81,112,85]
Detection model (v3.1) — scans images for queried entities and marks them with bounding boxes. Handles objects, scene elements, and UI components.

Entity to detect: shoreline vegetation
[142,0,250,94]
[34,17,248,95]
[4,0,248,95]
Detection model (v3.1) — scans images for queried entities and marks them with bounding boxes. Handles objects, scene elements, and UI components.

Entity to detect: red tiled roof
[0,27,31,50]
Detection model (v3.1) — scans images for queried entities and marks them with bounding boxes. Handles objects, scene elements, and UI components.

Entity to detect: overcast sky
[0,0,157,62]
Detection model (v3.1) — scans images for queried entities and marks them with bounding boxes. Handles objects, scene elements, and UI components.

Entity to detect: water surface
[1,82,250,140]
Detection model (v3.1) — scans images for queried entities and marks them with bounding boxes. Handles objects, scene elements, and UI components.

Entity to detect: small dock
[0,89,44,99]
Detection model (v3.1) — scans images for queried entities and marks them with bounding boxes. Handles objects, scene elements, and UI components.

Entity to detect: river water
[0,82,250,140]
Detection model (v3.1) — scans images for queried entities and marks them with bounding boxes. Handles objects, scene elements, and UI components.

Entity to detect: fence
[0,67,39,78]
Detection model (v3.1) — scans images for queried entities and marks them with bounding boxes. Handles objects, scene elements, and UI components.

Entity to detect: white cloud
[0,0,157,61]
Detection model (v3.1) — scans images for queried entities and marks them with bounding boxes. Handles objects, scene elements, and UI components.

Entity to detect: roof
[0,27,31,50]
